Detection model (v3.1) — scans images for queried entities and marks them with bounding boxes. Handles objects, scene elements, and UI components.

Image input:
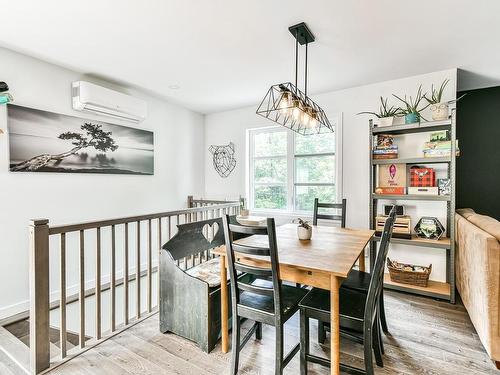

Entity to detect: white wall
[204,68,457,282]
[0,47,205,319]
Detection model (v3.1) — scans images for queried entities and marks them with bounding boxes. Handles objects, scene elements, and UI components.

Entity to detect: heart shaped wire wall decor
[209,142,236,178]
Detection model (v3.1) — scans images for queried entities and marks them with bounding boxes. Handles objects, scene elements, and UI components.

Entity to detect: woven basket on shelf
[387,258,432,287]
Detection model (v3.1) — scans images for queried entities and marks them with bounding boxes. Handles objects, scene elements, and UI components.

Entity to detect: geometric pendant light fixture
[256,22,333,136]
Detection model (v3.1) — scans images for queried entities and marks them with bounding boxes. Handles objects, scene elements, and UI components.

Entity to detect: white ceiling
[1,1,500,114]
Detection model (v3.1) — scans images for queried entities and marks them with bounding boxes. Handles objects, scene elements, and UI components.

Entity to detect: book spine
[373,154,399,159]
[376,187,406,195]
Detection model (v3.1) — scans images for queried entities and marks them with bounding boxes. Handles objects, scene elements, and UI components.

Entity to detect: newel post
[29,219,50,374]
[187,195,194,208]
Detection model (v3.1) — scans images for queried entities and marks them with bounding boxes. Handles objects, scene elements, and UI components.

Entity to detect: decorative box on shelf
[377,162,406,194]
[410,167,436,187]
[407,186,439,195]
[376,215,411,239]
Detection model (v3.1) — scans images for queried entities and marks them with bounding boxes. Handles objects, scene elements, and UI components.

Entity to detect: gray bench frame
[159,217,230,353]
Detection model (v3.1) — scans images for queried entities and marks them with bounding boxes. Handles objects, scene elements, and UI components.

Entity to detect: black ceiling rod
[295,29,299,95]
[305,41,308,98]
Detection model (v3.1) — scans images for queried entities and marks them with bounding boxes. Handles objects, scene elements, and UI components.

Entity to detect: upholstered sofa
[455,208,500,369]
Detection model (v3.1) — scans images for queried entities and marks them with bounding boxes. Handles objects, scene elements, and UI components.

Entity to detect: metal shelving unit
[369,111,457,303]
[372,156,451,165]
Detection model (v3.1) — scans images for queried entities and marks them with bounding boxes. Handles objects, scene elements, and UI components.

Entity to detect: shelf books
[373,134,398,159]
[423,132,459,158]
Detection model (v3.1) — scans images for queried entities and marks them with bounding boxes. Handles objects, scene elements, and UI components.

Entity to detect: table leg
[220,254,229,353]
[359,247,366,272]
[330,275,340,375]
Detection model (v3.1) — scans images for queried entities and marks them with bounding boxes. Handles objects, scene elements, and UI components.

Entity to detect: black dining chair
[222,215,308,375]
[314,197,389,342]
[298,207,396,375]
[312,197,347,227]
[312,198,347,341]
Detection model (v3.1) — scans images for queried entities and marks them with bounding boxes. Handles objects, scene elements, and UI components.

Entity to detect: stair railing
[29,197,240,374]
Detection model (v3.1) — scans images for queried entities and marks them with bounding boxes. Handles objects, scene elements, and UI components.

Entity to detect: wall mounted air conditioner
[72,81,147,123]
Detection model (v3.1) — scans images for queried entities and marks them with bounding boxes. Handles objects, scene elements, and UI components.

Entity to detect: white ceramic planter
[430,102,449,121]
[297,226,312,240]
[378,116,394,127]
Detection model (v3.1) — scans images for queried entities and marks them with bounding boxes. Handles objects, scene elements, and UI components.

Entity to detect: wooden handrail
[48,202,239,235]
[29,197,241,374]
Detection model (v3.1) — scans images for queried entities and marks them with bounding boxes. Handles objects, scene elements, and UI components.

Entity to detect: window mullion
[287,131,295,212]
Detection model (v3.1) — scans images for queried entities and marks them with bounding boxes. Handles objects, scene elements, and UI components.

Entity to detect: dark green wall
[457,86,500,220]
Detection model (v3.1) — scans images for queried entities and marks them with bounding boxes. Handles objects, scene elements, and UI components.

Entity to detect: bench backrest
[162,217,225,261]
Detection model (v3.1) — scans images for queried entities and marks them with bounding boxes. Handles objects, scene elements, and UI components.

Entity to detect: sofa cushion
[467,214,500,242]
[456,208,476,219]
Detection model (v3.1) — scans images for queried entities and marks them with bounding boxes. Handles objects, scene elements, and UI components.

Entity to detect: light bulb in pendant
[302,111,311,127]
[278,91,291,115]
[309,108,318,127]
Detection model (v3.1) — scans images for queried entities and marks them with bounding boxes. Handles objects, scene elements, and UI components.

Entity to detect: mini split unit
[72,81,147,123]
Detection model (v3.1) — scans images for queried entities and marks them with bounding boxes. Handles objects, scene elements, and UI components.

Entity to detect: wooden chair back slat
[237,281,274,297]
[235,262,273,277]
[232,243,270,256]
[228,223,268,235]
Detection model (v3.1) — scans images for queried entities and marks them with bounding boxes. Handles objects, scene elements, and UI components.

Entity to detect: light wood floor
[46,291,498,375]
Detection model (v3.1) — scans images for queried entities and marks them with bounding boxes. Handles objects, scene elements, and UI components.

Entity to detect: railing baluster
[158,217,162,308]
[110,225,116,331]
[124,223,129,325]
[60,233,67,358]
[136,221,141,319]
[79,230,85,348]
[147,219,152,313]
[95,228,101,340]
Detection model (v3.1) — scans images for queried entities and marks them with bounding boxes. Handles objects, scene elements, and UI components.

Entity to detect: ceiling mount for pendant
[288,22,315,45]
[256,22,333,136]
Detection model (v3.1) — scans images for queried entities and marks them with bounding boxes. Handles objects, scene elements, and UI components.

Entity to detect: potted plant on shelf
[393,85,429,124]
[425,79,466,121]
[294,218,312,240]
[357,96,402,127]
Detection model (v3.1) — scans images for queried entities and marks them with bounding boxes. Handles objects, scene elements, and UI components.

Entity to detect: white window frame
[246,113,343,215]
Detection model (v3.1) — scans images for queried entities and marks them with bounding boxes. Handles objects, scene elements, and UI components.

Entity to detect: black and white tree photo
[8,105,154,175]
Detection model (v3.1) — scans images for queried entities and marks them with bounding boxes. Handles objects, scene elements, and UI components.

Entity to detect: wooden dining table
[212,223,375,375]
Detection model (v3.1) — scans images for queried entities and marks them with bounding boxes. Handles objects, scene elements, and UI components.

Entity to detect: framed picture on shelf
[438,178,451,195]
[415,217,445,240]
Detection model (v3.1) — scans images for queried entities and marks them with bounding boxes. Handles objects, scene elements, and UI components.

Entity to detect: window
[251,129,288,210]
[248,119,340,213]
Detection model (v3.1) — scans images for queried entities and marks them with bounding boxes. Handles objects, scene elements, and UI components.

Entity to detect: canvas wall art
[8,105,154,175]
